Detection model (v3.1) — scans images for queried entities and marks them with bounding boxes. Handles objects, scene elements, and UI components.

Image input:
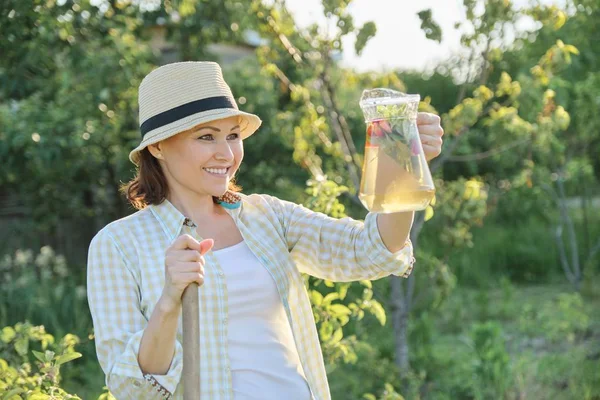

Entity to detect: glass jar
[358,88,435,213]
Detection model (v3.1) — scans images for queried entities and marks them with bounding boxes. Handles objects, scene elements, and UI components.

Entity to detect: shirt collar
[149,192,243,241]
[150,198,188,242]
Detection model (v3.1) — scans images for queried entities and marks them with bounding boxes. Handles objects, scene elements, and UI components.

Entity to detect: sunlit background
[1,0,598,398]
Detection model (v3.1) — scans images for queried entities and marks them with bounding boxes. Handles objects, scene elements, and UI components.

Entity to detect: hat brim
[129,108,262,165]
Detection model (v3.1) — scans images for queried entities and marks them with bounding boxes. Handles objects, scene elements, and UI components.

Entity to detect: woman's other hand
[160,235,214,312]
[417,112,444,161]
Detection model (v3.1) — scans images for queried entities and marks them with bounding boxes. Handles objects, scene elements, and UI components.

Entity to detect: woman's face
[149,116,244,199]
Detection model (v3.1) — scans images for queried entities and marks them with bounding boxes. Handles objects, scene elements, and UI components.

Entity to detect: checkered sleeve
[262,195,415,281]
[87,229,183,399]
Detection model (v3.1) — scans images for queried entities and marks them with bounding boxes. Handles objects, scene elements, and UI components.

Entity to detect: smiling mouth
[203,167,230,176]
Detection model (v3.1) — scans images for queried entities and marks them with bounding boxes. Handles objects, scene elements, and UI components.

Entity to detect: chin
[208,185,230,198]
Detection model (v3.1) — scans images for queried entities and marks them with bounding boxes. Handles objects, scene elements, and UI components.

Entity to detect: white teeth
[204,167,228,175]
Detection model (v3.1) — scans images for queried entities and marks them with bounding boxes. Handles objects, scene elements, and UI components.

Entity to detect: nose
[214,139,234,161]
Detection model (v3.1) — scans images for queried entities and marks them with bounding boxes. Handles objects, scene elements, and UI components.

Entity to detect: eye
[198,134,214,141]
[228,133,240,140]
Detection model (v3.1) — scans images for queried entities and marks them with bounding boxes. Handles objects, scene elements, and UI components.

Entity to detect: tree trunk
[390,211,424,375]
[545,176,582,291]
[556,175,582,290]
[390,275,410,372]
[581,181,591,272]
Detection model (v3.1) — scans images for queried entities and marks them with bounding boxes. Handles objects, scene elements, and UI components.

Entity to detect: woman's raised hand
[161,235,214,311]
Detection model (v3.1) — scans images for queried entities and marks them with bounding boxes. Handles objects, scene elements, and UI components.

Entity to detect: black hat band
[140,96,238,137]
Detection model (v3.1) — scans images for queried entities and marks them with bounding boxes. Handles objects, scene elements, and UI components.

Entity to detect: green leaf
[319,321,334,341]
[553,10,567,30]
[44,350,55,362]
[424,205,434,221]
[329,304,352,317]
[370,301,387,325]
[310,290,323,306]
[323,279,335,288]
[32,350,47,363]
[29,393,51,400]
[178,0,196,17]
[417,9,442,43]
[338,14,355,35]
[14,338,29,356]
[339,315,350,326]
[338,282,350,299]
[355,22,376,56]
[3,388,26,398]
[1,327,16,343]
[564,44,579,55]
[55,351,82,366]
[330,327,343,344]
[323,292,339,305]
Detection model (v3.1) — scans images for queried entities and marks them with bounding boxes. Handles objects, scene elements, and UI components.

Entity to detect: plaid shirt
[87,192,414,400]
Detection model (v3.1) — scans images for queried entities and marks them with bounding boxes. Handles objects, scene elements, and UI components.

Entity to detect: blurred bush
[470,322,512,399]
[0,322,82,399]
[0,247,89,336]
[0,247,104,397]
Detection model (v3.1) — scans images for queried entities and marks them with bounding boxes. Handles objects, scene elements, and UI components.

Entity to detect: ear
[147,143,164,160]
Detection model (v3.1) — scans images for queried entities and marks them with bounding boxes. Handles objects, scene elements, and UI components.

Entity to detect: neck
[167,187,226,223]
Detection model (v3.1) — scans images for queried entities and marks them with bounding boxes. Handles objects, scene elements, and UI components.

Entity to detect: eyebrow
[195,125,240,133]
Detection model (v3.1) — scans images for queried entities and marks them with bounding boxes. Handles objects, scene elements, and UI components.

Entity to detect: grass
[319,276,600,399]
[426,281,600,400]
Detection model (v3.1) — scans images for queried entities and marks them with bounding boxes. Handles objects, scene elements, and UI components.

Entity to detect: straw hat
[129,61,262,165]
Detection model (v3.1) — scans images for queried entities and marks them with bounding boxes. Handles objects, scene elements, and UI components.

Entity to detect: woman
[87,61,443,400]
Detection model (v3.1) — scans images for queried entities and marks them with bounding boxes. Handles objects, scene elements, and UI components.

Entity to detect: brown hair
[120,148,242,210]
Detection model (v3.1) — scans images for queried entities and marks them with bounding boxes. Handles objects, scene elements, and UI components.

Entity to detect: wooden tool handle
[182,282,200,399]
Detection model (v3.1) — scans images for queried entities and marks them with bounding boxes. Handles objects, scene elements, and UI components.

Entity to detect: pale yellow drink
[358,89,435,213]
[359,145,435,213]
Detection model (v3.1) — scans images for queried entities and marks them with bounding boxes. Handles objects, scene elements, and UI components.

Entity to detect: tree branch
[446,138,531,162]
[588,238,600,264]
[541,182,578,287]
[257,7,363,201]
[554,226,577,284]
[430,100,511,173]
[555,172,581,287]
[320,71,361,191]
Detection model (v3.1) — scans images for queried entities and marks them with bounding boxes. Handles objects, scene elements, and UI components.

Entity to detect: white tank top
[212,241,313,400]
